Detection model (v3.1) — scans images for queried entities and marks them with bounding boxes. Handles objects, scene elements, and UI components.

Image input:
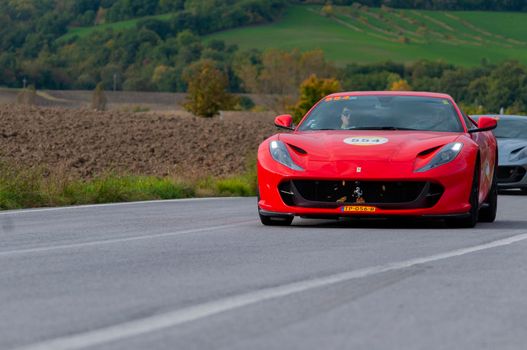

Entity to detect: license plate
[341,205,377,213]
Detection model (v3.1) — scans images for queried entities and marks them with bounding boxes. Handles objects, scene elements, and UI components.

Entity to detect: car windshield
[297,95,463,132]
[492,118,527,139]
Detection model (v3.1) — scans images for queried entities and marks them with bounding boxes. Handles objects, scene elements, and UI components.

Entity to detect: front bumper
[258,157,474,218]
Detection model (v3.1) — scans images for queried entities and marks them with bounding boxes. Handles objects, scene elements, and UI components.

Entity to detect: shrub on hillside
[321,3,334,16]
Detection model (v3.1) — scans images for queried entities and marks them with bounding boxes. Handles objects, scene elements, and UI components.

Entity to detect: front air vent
[287,143,307,155]
[511,146,525,154]
[417,146,441,157]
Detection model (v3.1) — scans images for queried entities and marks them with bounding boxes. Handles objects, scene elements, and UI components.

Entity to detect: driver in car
[340,106,353,129]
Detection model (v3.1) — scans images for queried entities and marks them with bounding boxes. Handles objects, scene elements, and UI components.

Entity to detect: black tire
[447,161,480,228]
[259,212,293,226]
[479,165,498,222]
[521,188,527,195]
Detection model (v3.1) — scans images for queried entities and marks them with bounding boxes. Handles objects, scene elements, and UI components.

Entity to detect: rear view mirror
[274,114,294,130]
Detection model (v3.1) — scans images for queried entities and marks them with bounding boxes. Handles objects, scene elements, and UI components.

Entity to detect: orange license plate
[341,205,377,213]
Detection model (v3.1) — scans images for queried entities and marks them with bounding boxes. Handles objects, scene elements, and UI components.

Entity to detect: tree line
[177,50,527,117]
[0,0,286,90]
[231,51,527,114]
[175,53,527,118]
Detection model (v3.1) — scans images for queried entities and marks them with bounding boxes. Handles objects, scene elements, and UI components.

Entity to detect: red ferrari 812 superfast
[257,91,498,227]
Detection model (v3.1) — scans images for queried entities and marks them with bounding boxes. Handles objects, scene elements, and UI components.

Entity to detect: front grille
[279,180,443,210]
[497,166,526,183]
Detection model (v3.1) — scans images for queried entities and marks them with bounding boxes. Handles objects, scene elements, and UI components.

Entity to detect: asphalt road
[1,195,527,350]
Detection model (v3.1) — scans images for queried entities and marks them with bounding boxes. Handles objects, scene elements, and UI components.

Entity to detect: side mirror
[469,116,497,133]
[274,114,294,130]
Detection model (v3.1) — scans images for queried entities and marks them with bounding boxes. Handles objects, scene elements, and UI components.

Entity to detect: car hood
[497,138,527,162]
[279,130,461,162]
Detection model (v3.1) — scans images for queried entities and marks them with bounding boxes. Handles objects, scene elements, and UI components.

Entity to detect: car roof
[327,91,454,99]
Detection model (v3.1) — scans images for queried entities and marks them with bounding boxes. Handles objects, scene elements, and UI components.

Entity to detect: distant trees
[291,75,341,123]
[234,49,336,95]
[183,60,235,117]
[0,0,286,91]
[340,59,527,114]
[105,0,286,30]
[232,48,337,112]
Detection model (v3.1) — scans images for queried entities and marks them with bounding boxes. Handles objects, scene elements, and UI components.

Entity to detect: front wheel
[479,167,497,222]
[447,162,480,228]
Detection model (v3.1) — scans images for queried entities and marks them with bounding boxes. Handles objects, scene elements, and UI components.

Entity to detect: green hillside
[60,13,176,41]
[206,5,527,66]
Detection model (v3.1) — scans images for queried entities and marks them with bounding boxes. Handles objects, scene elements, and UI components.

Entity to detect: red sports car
[257,91,498,227]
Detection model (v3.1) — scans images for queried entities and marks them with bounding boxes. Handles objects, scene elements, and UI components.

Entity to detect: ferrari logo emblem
[353,186,365,203]
[356,167,362,173]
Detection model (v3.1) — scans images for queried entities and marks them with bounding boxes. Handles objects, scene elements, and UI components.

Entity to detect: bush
[236,95,255,110]
[290,74,341,123]
[92,82,107,111]
[389,79,412,91]
[0,162,43,209]
[183,59,235,117]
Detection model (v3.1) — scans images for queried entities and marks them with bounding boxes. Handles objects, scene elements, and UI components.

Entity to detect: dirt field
[0,104,277,179]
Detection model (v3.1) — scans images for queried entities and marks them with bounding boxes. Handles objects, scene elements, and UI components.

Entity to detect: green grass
[0,162,257,210]
[59,13,176,41]
[205,5,527,66]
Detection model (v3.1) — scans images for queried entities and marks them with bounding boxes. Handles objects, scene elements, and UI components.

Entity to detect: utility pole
[23,78,27,89]
[113,73,117,92]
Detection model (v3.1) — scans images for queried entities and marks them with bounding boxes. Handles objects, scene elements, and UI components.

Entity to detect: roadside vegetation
[0,161,257,210]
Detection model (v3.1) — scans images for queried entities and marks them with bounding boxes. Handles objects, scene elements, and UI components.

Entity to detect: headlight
[416,142,463,172]
[269,140,304,171]
[510,147,527,161]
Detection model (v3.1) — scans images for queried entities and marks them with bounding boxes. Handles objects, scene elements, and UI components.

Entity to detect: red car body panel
[257,91,497,218]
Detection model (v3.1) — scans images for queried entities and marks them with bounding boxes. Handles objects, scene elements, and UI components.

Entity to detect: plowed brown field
[0,104,277,179]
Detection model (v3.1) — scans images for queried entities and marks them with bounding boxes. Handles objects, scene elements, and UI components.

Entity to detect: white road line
[15,232,527,350]
[0,197,247,216]
[0,221,253,258]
